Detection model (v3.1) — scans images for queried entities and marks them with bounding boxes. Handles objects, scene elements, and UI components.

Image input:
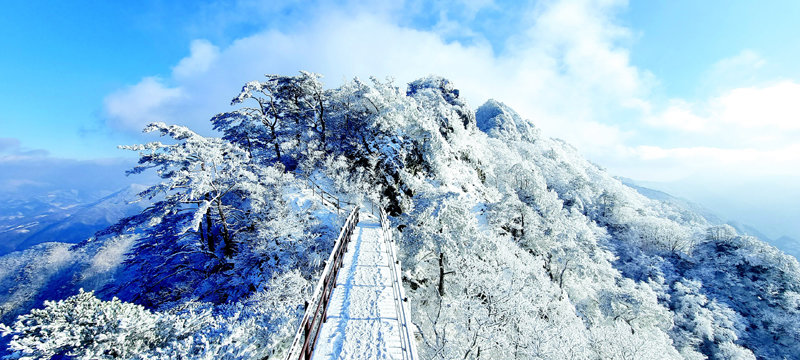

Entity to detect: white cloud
[627,79,800,202]
[172,40,220,79]
[644,100,709,133]
[710,49,765,75]
[645,81,800,148]
[705,49,766,88]
[715,81,800,131]
[102,0,646,155]
[635,144,800,169]
[607,143,800,186]
[104,77,184,132]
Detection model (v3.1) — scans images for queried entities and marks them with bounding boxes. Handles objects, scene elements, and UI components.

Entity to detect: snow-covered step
[311,215,406,360]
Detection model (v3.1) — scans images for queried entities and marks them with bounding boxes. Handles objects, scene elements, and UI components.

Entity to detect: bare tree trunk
[559,259,570,289]
[269,123,282,163]
[318,95,326,148]
[261,100,283,164]
[217,200,234,257]
[438,252,446,296]
[205,195,215,252]
[199,218,206,249]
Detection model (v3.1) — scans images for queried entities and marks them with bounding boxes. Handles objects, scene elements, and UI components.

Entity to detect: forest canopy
[2,72,799,360]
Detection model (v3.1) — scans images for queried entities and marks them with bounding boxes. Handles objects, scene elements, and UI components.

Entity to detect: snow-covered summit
[476,98,540,141]
[407,75,475,131]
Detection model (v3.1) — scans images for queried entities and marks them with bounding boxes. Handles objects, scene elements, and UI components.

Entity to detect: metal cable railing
[379,207,420,360]
[283,206,360,360]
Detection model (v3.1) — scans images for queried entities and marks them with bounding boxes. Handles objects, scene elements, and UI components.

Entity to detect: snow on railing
[284,206,360,360]
[305,177,356,216]
[379,207,420,360]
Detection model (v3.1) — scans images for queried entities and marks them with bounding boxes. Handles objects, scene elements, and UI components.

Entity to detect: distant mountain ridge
[617,177,724,223]
[619,176,800,260]
[0,184,150,256]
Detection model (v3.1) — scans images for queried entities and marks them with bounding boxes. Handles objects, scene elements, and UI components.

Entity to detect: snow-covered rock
[476,98,540,142]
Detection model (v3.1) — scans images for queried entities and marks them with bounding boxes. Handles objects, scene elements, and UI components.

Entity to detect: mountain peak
[407,76,475,130]
[476,99,540,141]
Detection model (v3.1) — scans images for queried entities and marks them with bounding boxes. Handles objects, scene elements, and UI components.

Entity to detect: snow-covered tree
[112,123,321,306]
[212,71,327,169]
[7,71,800,359]
[1,289,187,359]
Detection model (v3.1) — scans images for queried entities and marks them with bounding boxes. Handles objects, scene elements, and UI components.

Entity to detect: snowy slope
[0,234,138,325]
[621,177,800,260]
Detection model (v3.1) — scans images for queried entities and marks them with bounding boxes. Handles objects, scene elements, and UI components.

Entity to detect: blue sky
[1,0,799,240]
[624,1,800,97]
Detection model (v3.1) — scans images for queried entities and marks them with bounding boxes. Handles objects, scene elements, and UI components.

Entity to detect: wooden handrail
[283,206,360,360]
